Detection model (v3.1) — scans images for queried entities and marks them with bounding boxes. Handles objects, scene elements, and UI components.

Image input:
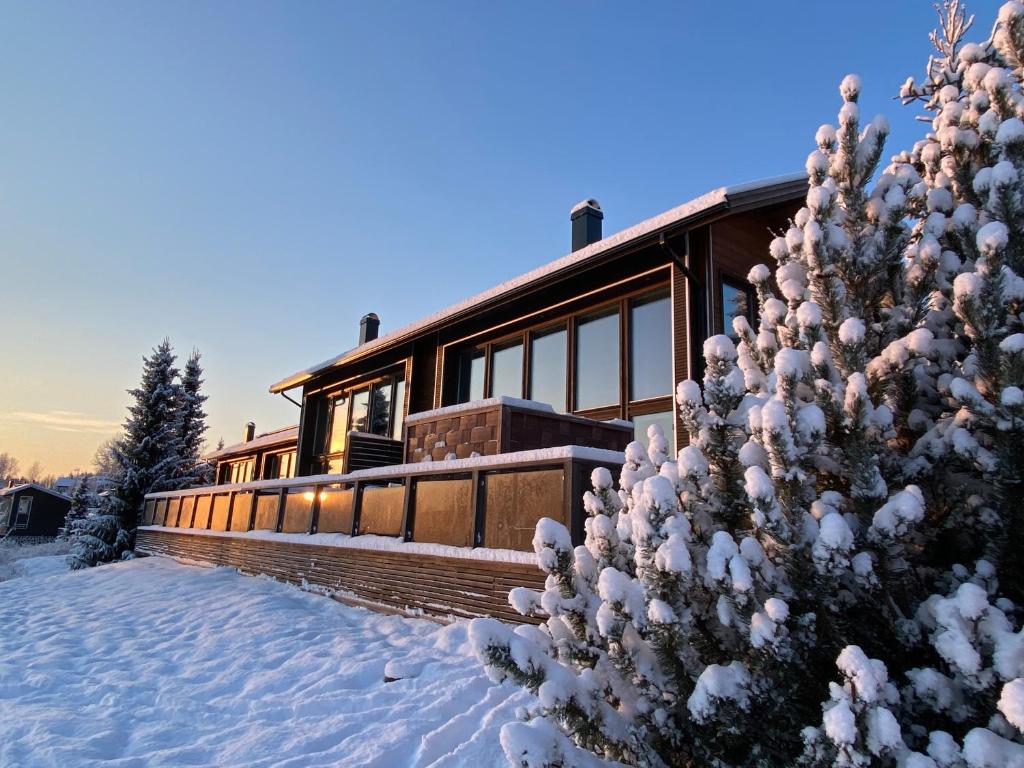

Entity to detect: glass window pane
[529,326,567,412]
[350,389,370,434]
[631,410,675,452]
[722,281,751,340]
[629,291,672,401]
[392,378,406,441]
[491,341,523,399]
[458,348,485,403]
[575,309,620,410]
[328,394,349,453]
[370,380,393,437]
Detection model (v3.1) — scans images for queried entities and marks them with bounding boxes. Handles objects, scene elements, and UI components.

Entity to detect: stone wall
[405,405,503,462]
[404,401,631,463]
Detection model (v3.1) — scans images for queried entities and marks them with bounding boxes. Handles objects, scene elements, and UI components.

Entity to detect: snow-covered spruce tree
[471,5,1023,766]
[173,349,212,488]
[61,478,91,537]
[67,511,132,570]
[107,339,183,534]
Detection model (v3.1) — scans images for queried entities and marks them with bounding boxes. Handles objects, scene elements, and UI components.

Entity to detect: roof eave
[268,175,806,393]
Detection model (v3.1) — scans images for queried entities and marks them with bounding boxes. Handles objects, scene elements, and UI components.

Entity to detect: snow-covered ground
[0,555,533,767]
[0,537,71,581]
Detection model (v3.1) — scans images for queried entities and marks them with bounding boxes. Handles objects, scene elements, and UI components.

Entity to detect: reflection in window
[629,291,672,401]
[370,380,393,436]
[491,341,523,399]
[631,411,675,451]
[392,378,406,441]
[722,280,753,340]
[350,389,370,434]
[458,348,486,403]
[328,394,349,454]
[529,325,567,412]
[575,309,620,410]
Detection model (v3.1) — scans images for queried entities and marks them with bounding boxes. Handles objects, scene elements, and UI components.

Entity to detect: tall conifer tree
[108,339,182,530]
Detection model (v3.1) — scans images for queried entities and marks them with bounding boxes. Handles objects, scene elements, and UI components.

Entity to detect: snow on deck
[404,396,555,424]
[0,557,532,767]
[146,444,626,498]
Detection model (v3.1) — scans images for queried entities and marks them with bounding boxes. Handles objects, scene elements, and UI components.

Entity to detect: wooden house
[207,424,299,484]
[0,483,72,539]
[137,174,805,620]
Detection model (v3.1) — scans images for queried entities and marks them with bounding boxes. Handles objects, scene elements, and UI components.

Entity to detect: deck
[136,446,622,620]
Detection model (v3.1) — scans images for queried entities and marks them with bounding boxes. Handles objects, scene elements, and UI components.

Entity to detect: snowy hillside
[0,556,534,767]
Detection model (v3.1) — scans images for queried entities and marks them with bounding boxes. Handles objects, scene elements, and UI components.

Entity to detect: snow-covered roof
[204,425,300,461]
[269,173,806,394]
[0,483,72,501]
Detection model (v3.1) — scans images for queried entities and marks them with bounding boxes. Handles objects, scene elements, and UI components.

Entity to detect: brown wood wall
[135,528,544,624]
[709,205,793,334]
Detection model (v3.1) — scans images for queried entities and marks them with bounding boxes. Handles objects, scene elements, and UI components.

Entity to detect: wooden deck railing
[142,447,623,552]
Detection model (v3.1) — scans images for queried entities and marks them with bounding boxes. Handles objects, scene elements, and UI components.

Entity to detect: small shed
[0,483,71,538]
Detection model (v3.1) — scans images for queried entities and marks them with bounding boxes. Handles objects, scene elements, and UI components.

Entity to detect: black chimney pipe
[243,422,256,442]
[359,313,380,345]
[571,199,603,251]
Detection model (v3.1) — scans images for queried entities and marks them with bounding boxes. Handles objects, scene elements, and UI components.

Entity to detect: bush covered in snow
[472,3,1024,766]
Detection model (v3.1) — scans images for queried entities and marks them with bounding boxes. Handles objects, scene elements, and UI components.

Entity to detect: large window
[575,308,620,411]
[632,411,675,452]
[263,451,295,479]
[370,380,394,437]
[629,290,672,401]
[392,378,406,440]
[529,325,567,412]
[350,389,371,434]
[227,459,254,484]
[491,341,523,399]
[317,371,405,473]
[328,394,349,454]
[721,277,755,340]
[457,348,486,403]
[447,282,676,444]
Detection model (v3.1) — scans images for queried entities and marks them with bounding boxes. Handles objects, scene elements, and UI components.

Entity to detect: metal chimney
[359,313,380,345]
[571,199,603,251]
[243,422,256,443]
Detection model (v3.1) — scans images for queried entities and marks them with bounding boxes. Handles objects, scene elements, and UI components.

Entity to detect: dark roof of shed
[0,483,72,501]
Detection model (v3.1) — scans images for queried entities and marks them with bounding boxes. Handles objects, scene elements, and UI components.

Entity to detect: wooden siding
[709,205,793,334]
[671,263,690,455]
[135,528,544,624]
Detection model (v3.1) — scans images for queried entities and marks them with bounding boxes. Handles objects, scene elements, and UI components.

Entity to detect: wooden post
[225,491,237,531]
[569,461,588,546]
[274,488,286,533]
[350,481,363,536]
[400,476,416,542]
[245,489,258,532]
[310,483,323,534]
[471,470,487,548]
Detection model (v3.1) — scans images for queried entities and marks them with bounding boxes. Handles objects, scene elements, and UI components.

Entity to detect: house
[137,174,805,620]
[0,483,72,538]
[206,424,299,484]
[53,474,116,499]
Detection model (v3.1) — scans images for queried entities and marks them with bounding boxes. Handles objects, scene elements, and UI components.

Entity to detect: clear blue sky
[0,0,1004,473]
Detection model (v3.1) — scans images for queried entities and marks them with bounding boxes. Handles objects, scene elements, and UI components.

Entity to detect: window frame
[718,273,757,340]
[443,279,675,432]
[315,369,406,473]
[14,496,31,529]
